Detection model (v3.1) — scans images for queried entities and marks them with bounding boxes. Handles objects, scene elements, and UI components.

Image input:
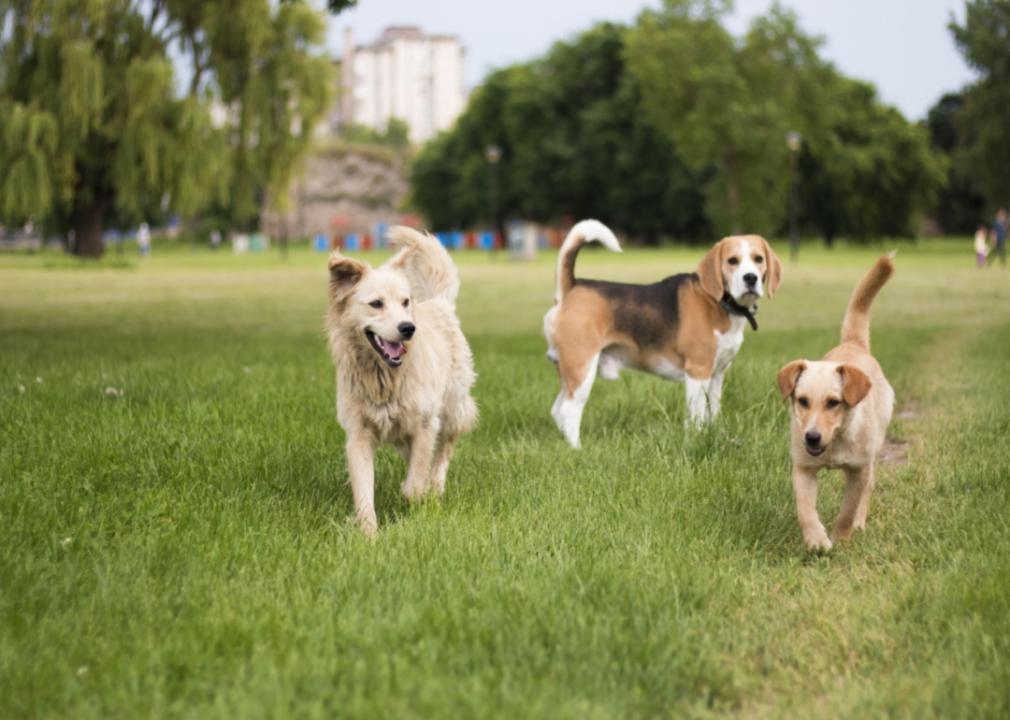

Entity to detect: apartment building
[338,26,466,143]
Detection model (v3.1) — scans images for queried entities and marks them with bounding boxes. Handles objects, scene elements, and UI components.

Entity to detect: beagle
[777,255,895,552]
[543,219,782,447]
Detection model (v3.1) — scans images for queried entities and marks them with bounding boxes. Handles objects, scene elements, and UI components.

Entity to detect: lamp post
[786,130,801,262]
[485,144,501,251]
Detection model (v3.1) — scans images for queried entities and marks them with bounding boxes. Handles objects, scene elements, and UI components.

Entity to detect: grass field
[2,240,1009,718]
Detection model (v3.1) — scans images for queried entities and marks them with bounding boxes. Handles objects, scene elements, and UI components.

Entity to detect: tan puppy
[326,227,477,535]
[544,220,782,447]
[777,255,895,551]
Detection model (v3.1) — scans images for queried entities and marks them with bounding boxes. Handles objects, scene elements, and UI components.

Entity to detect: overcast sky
[325,0,976,121]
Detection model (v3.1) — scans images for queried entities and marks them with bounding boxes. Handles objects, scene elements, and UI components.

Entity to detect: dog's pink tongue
[381,337,406,359]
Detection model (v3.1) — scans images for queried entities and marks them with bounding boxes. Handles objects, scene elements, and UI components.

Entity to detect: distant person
[137,222,151,257]
[988,208,1007,267]
[974,223,990,267]
[210,229,222,251]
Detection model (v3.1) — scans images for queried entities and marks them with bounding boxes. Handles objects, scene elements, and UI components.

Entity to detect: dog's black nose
[804,430,822,447]
[398,322,416,339]
[744,273,758,286]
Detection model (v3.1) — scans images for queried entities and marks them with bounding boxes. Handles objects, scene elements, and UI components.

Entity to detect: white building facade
[340,26,466,144]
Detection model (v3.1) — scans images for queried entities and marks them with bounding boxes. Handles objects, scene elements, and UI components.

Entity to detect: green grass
[2,240,1008,718]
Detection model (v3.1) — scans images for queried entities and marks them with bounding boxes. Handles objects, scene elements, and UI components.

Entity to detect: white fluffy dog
[326,227,477,535]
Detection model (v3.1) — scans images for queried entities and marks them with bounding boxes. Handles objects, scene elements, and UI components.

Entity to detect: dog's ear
[838,365,872,406]
[777,360,807,400]
[697,239,726,301]
[328,253,367,303]
[760,236,783,298]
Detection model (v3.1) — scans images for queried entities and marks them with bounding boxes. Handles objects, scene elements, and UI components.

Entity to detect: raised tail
[386,226,460,305]
[840,253,895,350]
[554,219,621,304]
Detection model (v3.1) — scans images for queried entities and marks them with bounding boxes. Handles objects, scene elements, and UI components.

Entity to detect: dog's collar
[720,293,758,331]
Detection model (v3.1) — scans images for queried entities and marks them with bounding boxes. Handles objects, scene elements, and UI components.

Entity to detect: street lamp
[485,144,501,251]
[786,130,801,262]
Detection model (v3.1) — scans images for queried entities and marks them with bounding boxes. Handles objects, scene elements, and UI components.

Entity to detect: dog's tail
[840,253,895,350]
[386,226,461,305]
[555,219,621,304]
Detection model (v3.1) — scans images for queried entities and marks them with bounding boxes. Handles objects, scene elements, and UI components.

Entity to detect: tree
[924,92,986,233]
[0,0,332,257]
[626,0,944,244]
[625,0,828,236]
[412,2,945,245]
[949,0,1010,210]
[799,75,946,243]
[411,23,709,242]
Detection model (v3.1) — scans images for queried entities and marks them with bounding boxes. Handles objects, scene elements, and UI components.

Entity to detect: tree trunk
[71,199,108,258]
[723,148,742,234]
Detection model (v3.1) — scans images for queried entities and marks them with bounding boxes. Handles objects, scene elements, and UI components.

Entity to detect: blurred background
[0,0,1006,259]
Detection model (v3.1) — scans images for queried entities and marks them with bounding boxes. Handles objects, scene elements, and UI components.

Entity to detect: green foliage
[411,23,708,241]
[340,118,411,151]
[626,1,827,235]
[0,0,334,255]
[800,76,947,240]
[413,3,941,244]
[0,102,58,223]
[949,0,1010,210]
[281,0,356,14]
[626,1,945,241]
[924,93,986,233]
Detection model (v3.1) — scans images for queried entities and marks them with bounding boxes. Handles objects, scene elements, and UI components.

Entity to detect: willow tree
[0,0,332,257]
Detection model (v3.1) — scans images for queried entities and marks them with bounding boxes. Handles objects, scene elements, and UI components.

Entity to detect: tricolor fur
[327,226,477,535]
[544,220,783,448]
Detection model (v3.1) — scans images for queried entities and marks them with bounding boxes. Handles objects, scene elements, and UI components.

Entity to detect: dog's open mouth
[805,445,825,457]
[366,329,407,367]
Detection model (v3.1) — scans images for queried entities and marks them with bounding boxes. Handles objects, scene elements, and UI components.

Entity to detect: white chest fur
[713,315,747,376]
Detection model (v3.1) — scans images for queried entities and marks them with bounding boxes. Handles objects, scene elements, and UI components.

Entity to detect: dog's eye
[826,399,840,409]
[402,299,410,308]
[797,397,810,408]
[727,257,739,266]
[754,255,764,263]
[368,299,383,309]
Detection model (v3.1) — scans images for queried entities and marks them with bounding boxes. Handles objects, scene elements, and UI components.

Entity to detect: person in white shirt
[137,223,151,256]
[974,224,990,268]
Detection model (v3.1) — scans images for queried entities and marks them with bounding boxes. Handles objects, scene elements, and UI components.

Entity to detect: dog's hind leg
[543,306,560,364]
[852,462,876,531]
[402,418,440,502]
[346,432,378,536]
[553,353,600,449]
[429,435,458,496]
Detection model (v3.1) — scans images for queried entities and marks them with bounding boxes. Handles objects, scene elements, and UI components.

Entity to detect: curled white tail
[555,219,621,304]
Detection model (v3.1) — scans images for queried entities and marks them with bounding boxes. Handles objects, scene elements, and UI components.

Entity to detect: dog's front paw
[401,480,427,503]
[803,528,833,553]
[428,477,447,496]
[833,522,861,541]
[357,513,378,537]
[834,516,868,541]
